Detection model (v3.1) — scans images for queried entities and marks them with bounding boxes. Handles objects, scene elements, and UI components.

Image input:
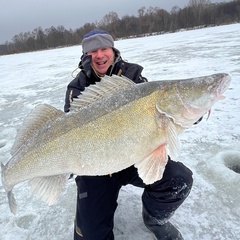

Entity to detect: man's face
[87,47,114,76]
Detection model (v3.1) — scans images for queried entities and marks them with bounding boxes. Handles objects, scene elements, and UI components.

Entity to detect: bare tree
[189,0,211,25]
[1,1,240,55]
[98,11,120,37]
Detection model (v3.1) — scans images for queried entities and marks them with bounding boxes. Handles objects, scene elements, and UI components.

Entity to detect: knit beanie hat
[82,29,114,53]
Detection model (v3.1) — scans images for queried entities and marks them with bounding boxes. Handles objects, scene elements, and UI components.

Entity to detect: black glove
[78,54,92,78]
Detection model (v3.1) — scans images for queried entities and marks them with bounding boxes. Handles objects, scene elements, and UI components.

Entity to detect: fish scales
[1,73,231,214]
[6,88,162,177]
[65,91,163,176]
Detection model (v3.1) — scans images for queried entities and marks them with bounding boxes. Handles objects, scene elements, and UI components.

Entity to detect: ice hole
[223,153,240,174]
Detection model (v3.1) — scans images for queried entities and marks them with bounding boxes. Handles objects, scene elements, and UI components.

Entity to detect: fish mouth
[164,73,231,128]
[215,73,231,99]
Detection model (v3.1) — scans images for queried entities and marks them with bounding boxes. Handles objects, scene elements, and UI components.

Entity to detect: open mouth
[96,60,107,66]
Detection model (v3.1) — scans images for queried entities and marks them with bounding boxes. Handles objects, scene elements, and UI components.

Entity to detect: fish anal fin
[28,174,70,206]
[11,104,64,155]
[135,144,168,185]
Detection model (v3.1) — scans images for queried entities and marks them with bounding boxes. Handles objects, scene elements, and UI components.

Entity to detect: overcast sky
[0,0,230,44]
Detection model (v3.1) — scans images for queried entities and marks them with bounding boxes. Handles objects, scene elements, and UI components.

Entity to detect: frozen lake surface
[0,23,240,239]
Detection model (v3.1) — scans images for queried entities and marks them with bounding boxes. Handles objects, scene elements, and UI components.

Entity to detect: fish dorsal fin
[70,74,135,109]
[11,104,64,155]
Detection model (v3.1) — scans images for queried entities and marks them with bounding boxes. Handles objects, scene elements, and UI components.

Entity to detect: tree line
[0,0,239,55]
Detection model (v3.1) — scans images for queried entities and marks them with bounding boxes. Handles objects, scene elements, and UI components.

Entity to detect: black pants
[74,159,193,240]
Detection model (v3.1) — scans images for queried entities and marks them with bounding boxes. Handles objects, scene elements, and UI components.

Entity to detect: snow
[0,23,240,239]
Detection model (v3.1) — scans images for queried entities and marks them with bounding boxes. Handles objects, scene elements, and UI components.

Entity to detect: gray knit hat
[82,29,114,53]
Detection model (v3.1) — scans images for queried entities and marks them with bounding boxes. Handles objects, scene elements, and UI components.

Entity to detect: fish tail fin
[1,162,17,214]
[7,190,18,215]
[28,174,70,206]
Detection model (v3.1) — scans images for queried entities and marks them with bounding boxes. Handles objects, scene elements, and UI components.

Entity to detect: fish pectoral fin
[135,144,168,185]
[155,107,181,159]
[165,119,181,159]
[28,174,70,206]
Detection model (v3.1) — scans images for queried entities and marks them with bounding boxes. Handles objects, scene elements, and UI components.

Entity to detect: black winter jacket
[64,48,147,112]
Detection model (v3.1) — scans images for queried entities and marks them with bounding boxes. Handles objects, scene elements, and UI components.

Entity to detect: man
[64,29,193,240]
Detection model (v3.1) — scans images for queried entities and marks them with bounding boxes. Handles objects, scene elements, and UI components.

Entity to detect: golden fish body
[1,73,231,214]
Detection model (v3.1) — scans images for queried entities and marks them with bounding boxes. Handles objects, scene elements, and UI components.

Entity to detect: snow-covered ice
[0,23,239,239]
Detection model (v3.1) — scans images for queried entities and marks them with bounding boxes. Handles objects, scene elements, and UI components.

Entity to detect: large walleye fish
[1,73,230,214]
